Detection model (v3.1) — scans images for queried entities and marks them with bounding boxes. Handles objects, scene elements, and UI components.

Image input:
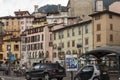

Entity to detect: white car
[74,64,110,80]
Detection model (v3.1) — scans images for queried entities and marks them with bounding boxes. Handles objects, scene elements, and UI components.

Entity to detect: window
[46,51,49,58]
[37,35,40,41]
[32,52,35,58]
[28,45,30,51]
[50,34,52,41]
[110,24,113,30]
[53,44,57,49]
[32,44,34,50]
[72,28,75,36]
[54,33,56,40]
[82,66,94,72]
[42,34,44,41]
[39,52,42,58]
[12,21,14,26]
[29,52,31,58]
[31,36,34,42]
[53,52,57,58]
[78,27,81,35]
[95,15,101,20]
[41,43,43,49]
[85,24,88,34]
[6,21,8,26]
[96,34,101,42]
[97,24,101,31]
[21,21,24,24]
[34,44,37,50]
[28,37,30,43]
[59,32,61,39]
[67,41,70,47]
[14,45,19,51]
[18,21,20,27]
[0,44,2,51]
[31,44,32,50]
[0,54,3,60]
[62,42,64,48]
[61,31,64,38]
[67,29,70,37]
[85,38,88,45]
[110,34,113,41]
[109,14,113,19]
[38,43,41,49]
[72,40,75,47]
[49,42,53,47]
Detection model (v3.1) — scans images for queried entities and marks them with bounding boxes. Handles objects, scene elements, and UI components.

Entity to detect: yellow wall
[0,17,21,62]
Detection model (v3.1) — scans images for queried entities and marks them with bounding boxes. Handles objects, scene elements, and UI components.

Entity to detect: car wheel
[93,77,99,80]
[25,74,31,80]
[44,74,50,80]
[57,77,63,80]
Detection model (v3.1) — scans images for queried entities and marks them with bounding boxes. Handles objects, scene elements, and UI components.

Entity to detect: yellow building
[0,16,21,63]
[0,10,34,64]
[90,10,120,48]
[32,16,47,28]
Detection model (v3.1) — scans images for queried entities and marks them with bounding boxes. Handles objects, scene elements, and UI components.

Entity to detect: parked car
[25,62,66,80]
[0,77,4,80]
[74,64,110,80]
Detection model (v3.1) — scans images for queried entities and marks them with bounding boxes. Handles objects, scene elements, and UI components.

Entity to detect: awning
[85,46,120,58]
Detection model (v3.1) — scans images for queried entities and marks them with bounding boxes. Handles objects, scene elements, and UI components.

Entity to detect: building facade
[0,11,34,64]
[67,0,94,20]
[46,11,68,25]
[67,0,120,21]
[52,20,93,66]
[21,16,53,66]
[14,10,34,34]
[90,10,120,48]
[0,16,21,63]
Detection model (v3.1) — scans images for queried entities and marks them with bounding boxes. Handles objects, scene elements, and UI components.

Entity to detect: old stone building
[67,0,120,21]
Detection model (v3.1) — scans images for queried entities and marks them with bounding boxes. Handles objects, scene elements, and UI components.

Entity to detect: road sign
[10,55,15,61]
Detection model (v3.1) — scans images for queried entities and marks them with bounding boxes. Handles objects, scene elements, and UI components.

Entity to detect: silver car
[74,64,110,80]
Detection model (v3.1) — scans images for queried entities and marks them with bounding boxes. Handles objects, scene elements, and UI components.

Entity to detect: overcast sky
[0,0,69,17]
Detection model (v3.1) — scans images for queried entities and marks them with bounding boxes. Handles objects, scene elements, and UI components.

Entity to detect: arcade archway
[83,46,120,76]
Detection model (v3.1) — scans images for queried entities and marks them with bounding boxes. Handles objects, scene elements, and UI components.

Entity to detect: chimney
[95,0,104,11]
[58,4,61,13]
[34,5,38,13]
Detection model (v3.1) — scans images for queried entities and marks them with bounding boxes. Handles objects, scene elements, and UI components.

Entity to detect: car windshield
[31,63,62,69]
[45,63,62,68]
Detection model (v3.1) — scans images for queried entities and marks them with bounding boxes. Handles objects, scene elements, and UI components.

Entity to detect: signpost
[65,54,78,80]
[66,54,78,71]
[10,55,15,61]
